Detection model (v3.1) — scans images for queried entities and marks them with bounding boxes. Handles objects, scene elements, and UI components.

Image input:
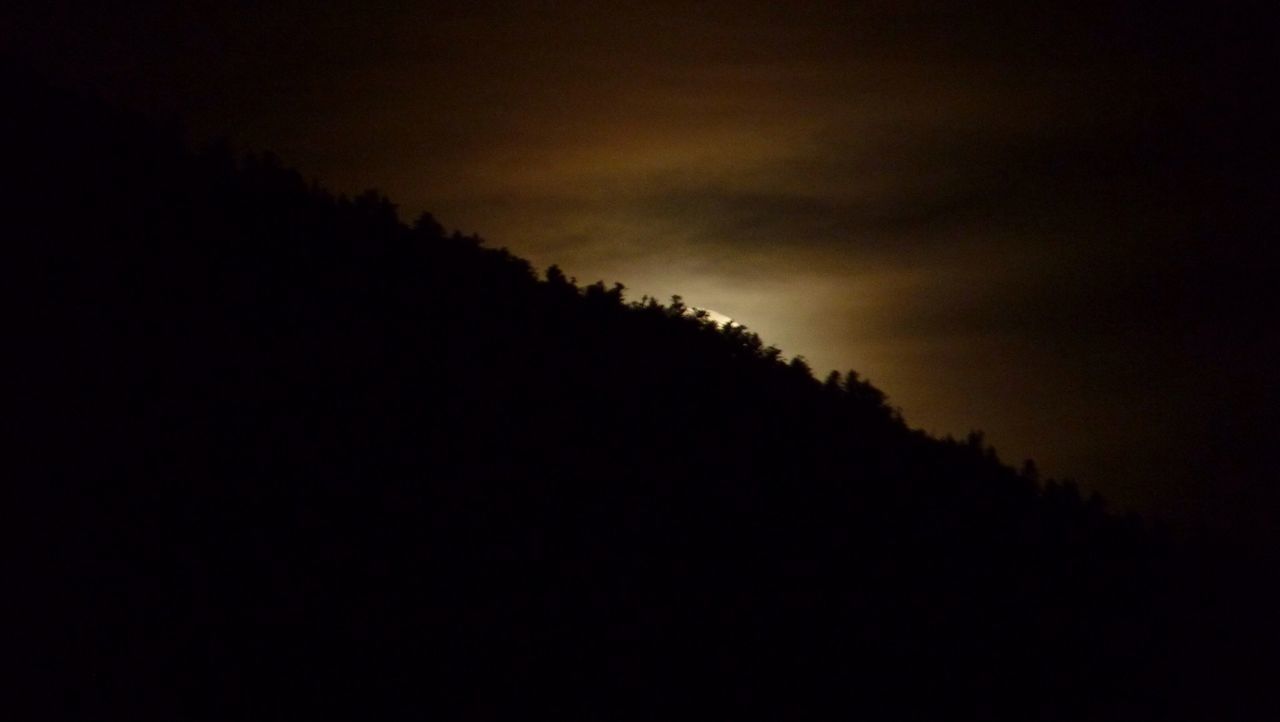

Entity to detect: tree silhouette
[10,63,1277,722]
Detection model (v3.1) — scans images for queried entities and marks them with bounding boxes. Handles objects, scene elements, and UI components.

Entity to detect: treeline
[10,64,1275,721]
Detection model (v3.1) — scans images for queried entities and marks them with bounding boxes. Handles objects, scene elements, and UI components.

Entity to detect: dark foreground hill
[9,66,1277,720]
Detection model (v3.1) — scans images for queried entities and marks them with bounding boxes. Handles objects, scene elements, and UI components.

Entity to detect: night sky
[6,1,1277,537]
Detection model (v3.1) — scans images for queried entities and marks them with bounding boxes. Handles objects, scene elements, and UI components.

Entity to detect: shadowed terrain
[11,66,1277,720]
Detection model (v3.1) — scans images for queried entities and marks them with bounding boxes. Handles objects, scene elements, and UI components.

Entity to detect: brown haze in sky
[5,1,1276,534]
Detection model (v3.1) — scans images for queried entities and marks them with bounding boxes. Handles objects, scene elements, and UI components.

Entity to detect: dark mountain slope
[8,66,1273,721]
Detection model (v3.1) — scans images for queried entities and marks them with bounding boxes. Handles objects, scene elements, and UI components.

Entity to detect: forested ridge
[10,65,1275,720]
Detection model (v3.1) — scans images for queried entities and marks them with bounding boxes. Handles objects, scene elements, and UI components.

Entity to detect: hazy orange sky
[5,1,1276,534]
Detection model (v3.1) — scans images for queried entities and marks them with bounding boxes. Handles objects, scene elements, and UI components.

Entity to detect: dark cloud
[5,0,1276,537]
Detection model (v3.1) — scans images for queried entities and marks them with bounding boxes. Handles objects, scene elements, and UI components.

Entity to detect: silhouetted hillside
[10,65,1276,721]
